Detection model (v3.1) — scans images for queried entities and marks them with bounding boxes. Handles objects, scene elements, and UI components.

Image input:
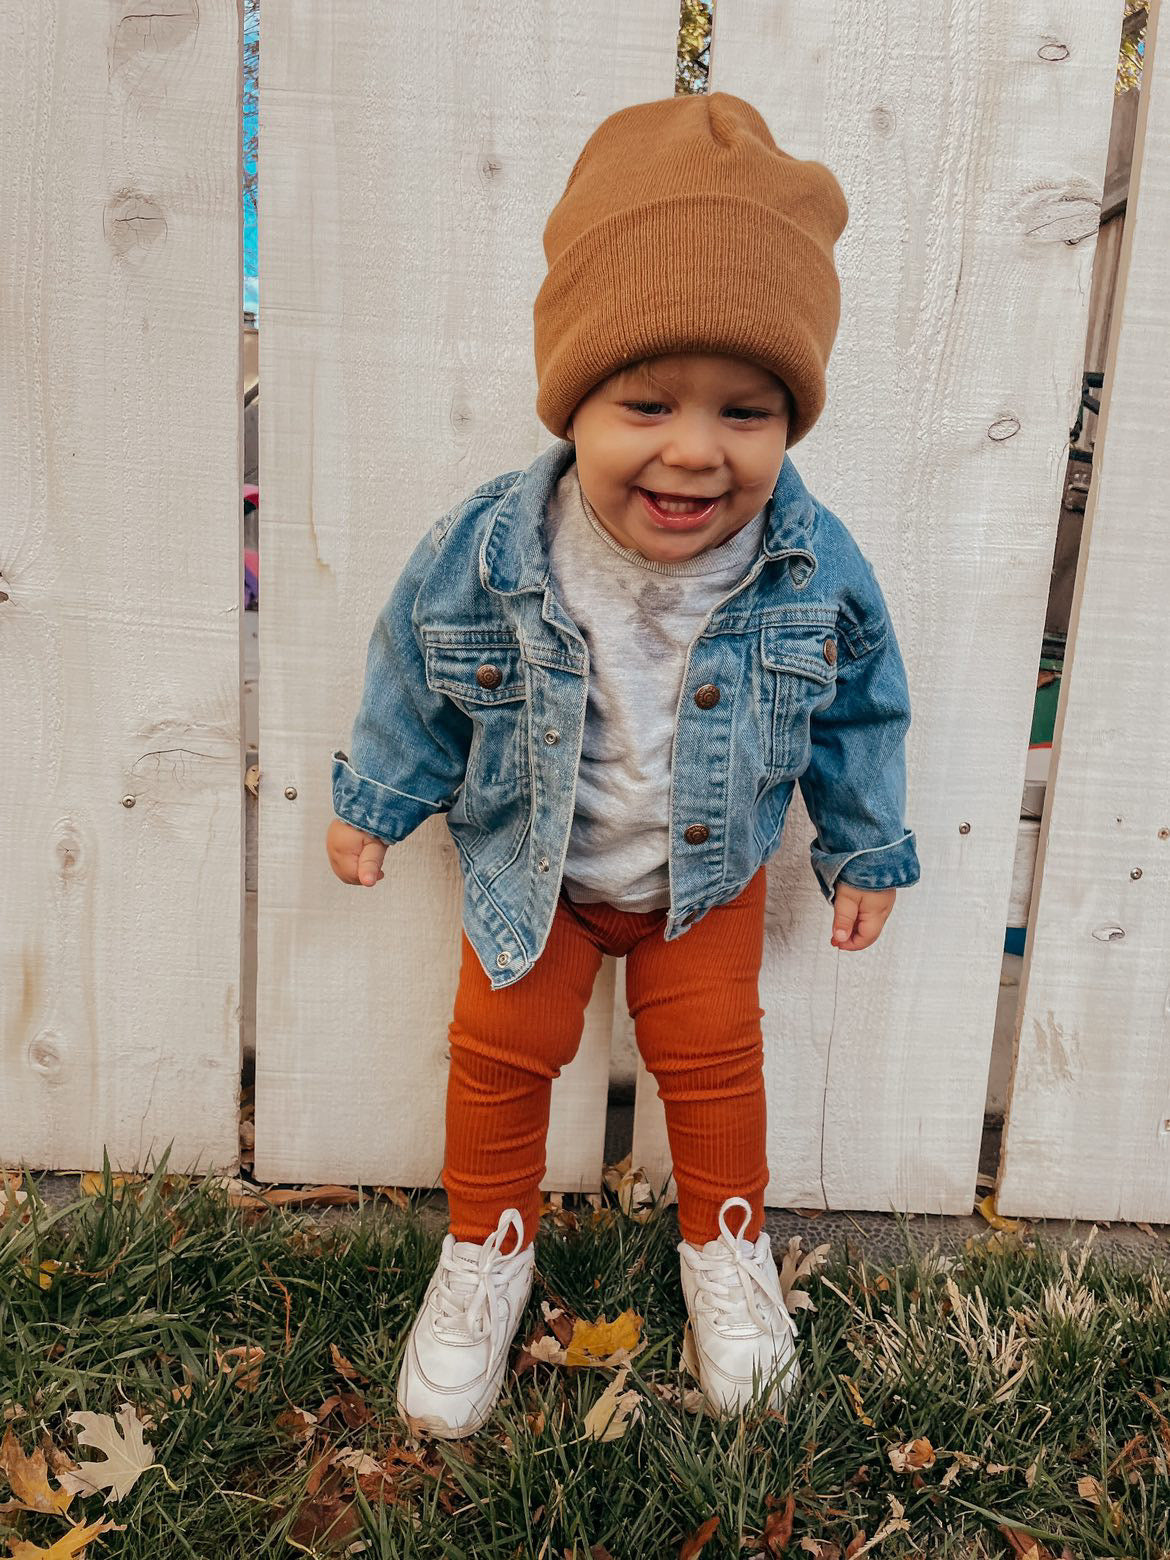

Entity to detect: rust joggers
[441,865,770,1255]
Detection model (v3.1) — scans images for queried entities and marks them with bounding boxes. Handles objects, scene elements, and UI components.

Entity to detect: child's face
[565,353,790,565]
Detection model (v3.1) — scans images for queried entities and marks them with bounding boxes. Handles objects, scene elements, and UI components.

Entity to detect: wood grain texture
[633,0,1120,1213]
[0,1,242,1172]
[999,1,1170,1222]
[253,1,680,1187]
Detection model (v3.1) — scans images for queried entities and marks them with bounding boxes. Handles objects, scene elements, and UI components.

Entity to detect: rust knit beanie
[533,92,848,448]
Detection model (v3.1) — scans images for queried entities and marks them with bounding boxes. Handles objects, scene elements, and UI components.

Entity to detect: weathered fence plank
[632,1,1123,1212]
[999,2,1170,1222]
[0,1,242,1172]
[254,1,680,1187]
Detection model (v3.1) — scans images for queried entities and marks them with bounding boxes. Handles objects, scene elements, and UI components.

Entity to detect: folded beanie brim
[533,193,841,447]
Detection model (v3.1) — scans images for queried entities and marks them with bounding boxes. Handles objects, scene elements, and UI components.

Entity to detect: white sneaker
[397,1207,534,1438]
[678,1196,800,1415]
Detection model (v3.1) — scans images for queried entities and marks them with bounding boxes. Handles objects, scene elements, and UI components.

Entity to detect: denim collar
[480,437,818,597]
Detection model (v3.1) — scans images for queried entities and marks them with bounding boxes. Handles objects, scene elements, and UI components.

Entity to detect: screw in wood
[284,785,298,800]
[121,795,136,808]
[958,822,971,835]
[1130,867,1142,880]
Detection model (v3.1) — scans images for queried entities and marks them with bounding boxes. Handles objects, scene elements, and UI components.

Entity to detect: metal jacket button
[823,638,837,665]
[683,823,709,845]
[476,663,503,688]
[495,950,511,967]
[543,729,560,745]
[694,683,720,709]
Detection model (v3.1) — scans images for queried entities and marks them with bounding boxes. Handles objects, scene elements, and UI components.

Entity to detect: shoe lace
[433,1209,526,1343]
[687,1198,792,1333]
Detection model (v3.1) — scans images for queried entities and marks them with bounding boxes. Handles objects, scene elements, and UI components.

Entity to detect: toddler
[326,92,919,1438]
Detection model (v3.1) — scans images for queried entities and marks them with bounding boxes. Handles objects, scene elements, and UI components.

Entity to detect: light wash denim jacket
[332,438,919,989]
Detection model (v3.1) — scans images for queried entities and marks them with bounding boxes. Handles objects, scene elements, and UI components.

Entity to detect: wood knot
[55,824,85,877]
[1011,176,1101,246]
[104,192,168,261]
[28,1029,65,1078]
[1037,40,1070,62]
[113,1,199,74]
[870,106,896,139]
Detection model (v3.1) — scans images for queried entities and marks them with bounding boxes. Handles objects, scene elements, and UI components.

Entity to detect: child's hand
[830,883,895,951]
[326,818,388,886]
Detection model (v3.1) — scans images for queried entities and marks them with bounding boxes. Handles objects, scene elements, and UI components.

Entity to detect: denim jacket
[332,438,919,989]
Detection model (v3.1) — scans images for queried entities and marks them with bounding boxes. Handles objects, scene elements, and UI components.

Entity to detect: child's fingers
[356,836,388,886]
[830,896,858,948]
[832,891,895,951]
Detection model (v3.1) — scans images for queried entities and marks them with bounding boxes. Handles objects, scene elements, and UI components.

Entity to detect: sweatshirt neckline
[574,471,766,578]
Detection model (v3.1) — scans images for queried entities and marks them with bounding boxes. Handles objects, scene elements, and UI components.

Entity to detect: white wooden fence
[4,1,1167,1223]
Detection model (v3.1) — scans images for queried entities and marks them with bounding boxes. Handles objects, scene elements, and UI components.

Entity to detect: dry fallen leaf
[55,1405,156,1504]
[0,1429,75,1517]
[844,1497,909,1557]
[777,1238,830,1314]
[977,1194,1023,1233]
[760,1492,795,1554]
[998,1524,1060,1560]
[515,1330,569,1372]
[679,1513,719,1559]
[329,1344,367,1382]
[215,1344,266,1393]
[886,1437,935,1474]
[7,1518,124,1559]
[1076,1474,1124,1530]
[17,1258,64,1294]
[582,1367,642,1443]
[838,1376,874,1427]
[600,1155,657,1223]
[565,1309,643,1368]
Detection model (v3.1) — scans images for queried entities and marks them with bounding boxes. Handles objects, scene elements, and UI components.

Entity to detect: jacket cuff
[810,830,921,901]
[331,751,442,844]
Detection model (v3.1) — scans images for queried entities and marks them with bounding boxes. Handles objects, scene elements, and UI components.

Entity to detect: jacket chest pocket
[760,623,838,776]
[424,638,531,836]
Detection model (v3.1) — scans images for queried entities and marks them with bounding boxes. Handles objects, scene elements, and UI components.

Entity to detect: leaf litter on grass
[5,1155,1170,1557]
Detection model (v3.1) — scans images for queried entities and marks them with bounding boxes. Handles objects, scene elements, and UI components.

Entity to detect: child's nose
[659,422,722,471]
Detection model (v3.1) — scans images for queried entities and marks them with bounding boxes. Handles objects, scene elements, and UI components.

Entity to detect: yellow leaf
[8,1517,122,1558]
[17,1258,63,1293]
[0,1429,74,1517]
[839,1375,875,1427]
[977,1195,1023,1233]
[564,1309,643,1368]
[78,1172,145,1199]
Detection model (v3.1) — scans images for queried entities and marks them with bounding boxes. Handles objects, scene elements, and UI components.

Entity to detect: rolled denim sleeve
[331,526,471,845]
[798,586,920,903]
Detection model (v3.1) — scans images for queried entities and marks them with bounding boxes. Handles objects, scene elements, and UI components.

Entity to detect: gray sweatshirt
[544,462,767,911]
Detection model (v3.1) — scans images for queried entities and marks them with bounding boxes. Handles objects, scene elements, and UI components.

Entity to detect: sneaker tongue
[434,1247,491,1334]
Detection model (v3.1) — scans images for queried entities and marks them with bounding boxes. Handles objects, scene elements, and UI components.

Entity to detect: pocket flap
[424,638,527,703]
[760,624,838,684]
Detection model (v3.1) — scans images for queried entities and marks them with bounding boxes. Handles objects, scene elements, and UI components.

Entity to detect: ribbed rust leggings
[441,866,769,1254]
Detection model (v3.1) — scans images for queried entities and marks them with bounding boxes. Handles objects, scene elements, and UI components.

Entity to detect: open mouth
[636,488,722,530]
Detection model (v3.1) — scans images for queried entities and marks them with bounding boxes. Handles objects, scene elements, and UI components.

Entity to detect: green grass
[2,1154,1168,1559]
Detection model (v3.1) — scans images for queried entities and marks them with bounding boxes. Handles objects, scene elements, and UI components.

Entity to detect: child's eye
[623,401,770,421]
